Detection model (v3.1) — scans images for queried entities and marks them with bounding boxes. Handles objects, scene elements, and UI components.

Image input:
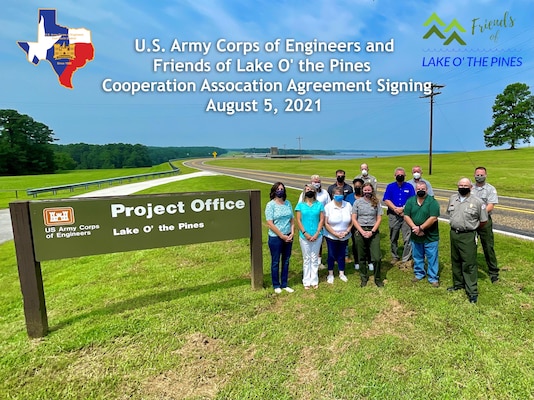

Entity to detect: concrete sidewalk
[0,171,219,245]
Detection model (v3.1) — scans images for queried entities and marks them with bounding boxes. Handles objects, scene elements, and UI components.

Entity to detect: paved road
[0,171,219,245]
[0,209,12,244]
[184,159,534,241]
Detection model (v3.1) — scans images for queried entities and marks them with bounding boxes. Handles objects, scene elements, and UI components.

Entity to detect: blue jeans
[325,237,348,272]
[412,240,439,283]
[268,235,292,289]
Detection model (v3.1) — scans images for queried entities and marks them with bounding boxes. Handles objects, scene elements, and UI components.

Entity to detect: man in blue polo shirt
[383,167,416,269]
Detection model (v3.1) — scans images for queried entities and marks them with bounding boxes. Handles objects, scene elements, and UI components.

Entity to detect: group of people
[265,163,499,304]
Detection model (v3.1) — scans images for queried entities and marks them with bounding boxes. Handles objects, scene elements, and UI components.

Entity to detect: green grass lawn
[0,162,196,209]
[1,170,533,399]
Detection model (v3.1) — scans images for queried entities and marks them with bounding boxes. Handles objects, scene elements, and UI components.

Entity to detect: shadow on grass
[49,275,256,333]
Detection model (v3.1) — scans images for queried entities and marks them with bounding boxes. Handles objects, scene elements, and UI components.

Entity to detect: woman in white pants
[295,184,325,289]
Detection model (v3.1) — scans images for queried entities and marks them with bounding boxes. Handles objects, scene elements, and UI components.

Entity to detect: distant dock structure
[268,146,300,159]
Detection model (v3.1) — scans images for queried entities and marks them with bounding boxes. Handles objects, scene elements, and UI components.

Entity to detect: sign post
[10,202,48,338]
[10,190,263,337]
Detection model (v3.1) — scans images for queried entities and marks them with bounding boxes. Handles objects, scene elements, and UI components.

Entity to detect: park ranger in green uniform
[473,166,500,283]
[447,177,488,303]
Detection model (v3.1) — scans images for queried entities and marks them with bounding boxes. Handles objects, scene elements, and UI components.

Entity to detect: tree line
[2,83,533,176]
[0,109,229,175]
[54,144,228,170]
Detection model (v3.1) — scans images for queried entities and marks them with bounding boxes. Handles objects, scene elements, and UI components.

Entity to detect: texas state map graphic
[17,9,94,89]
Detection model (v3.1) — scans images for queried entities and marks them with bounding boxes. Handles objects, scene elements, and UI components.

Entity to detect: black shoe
[469,296,478,303]
[375,281,384,287]
[491,276,499,284]
[447,286,463,292]
[361,280,368,287]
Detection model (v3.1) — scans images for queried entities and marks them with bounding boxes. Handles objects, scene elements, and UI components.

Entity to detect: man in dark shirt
[327,169,353,200]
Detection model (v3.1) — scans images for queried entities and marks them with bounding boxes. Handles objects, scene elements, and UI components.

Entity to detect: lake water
[314,150,454,160]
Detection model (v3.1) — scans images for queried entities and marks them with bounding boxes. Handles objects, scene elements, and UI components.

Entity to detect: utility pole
[296,136,303,163]
[420,84,444,175]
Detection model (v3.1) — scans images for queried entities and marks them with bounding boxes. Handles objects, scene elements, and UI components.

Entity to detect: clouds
[1,0,533,151]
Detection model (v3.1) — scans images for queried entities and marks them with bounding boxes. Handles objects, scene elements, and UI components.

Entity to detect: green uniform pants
[450,230,478,297]
[477,216,499,279]
[356,228,382,283]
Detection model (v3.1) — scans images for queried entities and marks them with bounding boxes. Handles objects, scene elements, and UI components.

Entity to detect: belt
[451,228,475,234]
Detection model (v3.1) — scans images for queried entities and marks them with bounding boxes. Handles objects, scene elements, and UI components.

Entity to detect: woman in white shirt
[324,187,353,283]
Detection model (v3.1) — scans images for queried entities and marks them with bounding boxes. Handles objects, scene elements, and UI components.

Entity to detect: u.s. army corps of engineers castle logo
[423,12,466,45]
[17,9,94,89]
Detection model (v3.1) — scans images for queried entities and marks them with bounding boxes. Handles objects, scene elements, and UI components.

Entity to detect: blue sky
[2,0,533,151]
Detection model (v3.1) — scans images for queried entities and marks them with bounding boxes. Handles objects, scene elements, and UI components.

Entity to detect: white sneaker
[327,275,334,284]
[368,263,374,271]
[284,287,294,293]
[339,274,348,282]
[355,263,360,270]
[274,288,282,294]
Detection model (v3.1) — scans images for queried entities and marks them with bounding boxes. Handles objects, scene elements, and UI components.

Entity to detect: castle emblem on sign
[43,207,75,226]
[53,42,75,60]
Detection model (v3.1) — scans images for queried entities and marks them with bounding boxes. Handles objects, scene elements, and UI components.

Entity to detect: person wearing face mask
[323,187,353,283]
[298,175,329,269]
[447,178,488,304]
[345,178,365,205]
[327,169,353,200]
[473,166,500,284]
[352,183,384,287]
[265,182,295,294]
[382,167,416,269]
[346,178,366,270]
[298,175,330,205]
[407,165,434,197]
[295,184,325,289]
[403,182,441,287]
[354,163,378,192]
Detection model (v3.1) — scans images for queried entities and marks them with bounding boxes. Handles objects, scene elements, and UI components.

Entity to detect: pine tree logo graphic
[423,12,466,45]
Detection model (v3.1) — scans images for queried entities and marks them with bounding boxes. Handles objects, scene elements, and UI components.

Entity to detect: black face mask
[395,175,405,183]
[354,187,362,195]
[305,191,315,198]
[336,176,345,183]
[417,190,426,198]
[458,187,470,196]
[364,192,372,198]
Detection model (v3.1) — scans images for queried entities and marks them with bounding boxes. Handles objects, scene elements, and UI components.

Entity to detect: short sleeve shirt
[447,194,488,231]
[324,200,352,241]
[352,197,383,226]
[383,182,416,210]
[265,199,293,237]
[298,188,330,206]
[404,195,440,243]
[474,183,498,214]
[407,178,434,197]
[295,200,325,239]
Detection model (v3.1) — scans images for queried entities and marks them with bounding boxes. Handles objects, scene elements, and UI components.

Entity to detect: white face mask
[413,172,421,180]
[361,169,368,176]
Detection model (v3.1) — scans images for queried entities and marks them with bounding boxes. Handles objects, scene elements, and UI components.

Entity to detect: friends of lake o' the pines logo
[423,11,515,45]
